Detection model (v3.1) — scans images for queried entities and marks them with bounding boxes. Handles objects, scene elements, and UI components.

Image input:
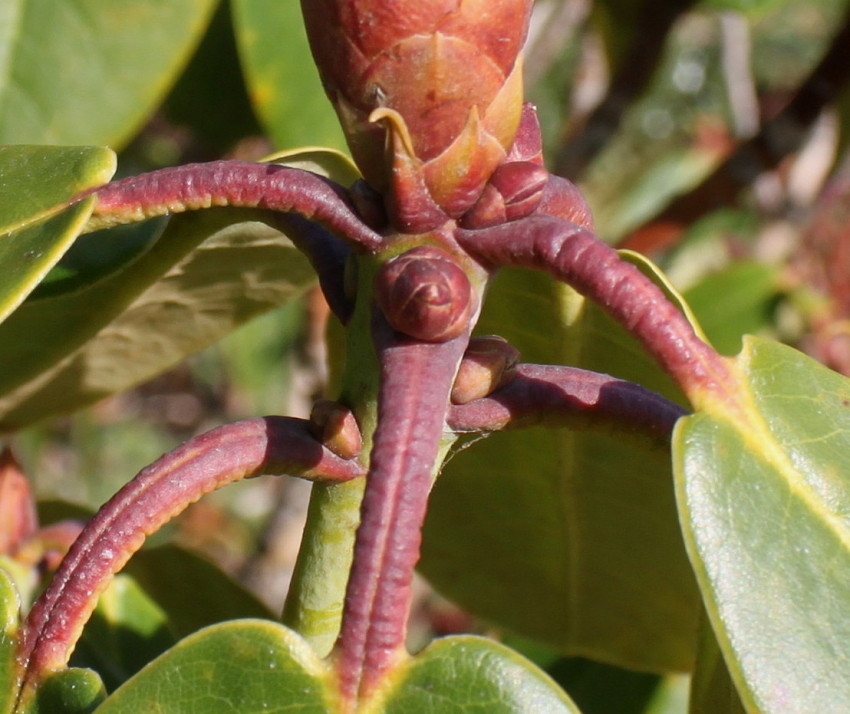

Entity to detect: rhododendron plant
[2,1,850,712]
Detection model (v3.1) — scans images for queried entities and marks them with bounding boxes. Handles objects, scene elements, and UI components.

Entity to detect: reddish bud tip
[451,335,520,404]
[301,0,533,223]
[375,246,473,342]
[0,447,38,556]
[506,103,545,165]
[460,161,549,228]
[309,401,363,460]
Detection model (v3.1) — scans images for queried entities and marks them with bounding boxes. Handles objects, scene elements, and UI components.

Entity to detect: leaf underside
[422,262,700,672]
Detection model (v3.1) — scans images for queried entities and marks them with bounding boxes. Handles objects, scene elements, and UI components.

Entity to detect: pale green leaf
[675,336,850,711]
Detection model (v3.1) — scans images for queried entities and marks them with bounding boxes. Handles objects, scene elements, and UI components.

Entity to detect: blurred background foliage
[2,0,850,709]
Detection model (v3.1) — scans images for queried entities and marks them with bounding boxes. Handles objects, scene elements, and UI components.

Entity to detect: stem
[281,478,366,657]
[333,314,468,707]
[15,417,362,704]
[281,255,384,656]
[447,363,687,443]
[79,160,383,251]
[458,216,735,409]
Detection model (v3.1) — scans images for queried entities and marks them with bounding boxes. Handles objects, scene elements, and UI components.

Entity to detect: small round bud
[374,246,473,342]
[451,335,520,404]
[309,400,363,461]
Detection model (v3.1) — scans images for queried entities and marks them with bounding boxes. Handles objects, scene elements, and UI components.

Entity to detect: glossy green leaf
[0,147,353,430]
[0,1,217,147]
[0,146,116,234]
[422,264,700,672]
[232,0,347,152]
[0,203,95,328]
[0,145,116,322]
[0,567,20,714]
[94,620,334,713]
[675,336,850,711]
[374,636,579,713]
[70,575,175,693]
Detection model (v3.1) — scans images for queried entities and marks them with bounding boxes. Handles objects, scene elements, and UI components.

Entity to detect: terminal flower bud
[301,0,533,229]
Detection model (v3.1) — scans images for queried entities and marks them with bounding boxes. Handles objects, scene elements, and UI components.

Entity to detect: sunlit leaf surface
[0,145,115,323]
[0,0,217,147]
[95,620,334,713]
[676,336,850,711]
[377,636,580,713]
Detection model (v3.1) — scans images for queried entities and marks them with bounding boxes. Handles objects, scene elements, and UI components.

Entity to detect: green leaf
[422,264,700,672]
[0,146,116,234]
[683,262,780,356]
[70,575,175,694]
[688,615,747,714]
[0,145,116,322]
[674,336,850,711]
[0,567,21,714]
[232,0,347,152]
[125,545,274,639]
[0,203,94,328]
[0,1,217,147]
[374,636,579,713]
[0,148,351,430]
[94,620,334,713]
[0,208,312,430]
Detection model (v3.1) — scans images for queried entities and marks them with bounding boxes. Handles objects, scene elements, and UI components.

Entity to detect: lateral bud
[460,161,549,228]
[451,335,520,404]
[309,401,363,460]
[374,246,473,342]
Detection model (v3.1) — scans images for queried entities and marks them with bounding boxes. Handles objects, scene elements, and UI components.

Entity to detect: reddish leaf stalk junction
[21,117,727,710]
[15,0,736,709]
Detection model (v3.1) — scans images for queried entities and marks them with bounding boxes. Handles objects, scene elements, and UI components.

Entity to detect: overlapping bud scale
[301,0,533,231]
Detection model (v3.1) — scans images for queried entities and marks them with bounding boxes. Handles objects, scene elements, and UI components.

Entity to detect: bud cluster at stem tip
[301,0,533,231]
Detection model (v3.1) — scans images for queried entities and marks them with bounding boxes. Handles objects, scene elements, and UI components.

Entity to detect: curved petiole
[457,216,735,410]
[77,160,383,251]
[15,416,364,708]
[447,362,687,443]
